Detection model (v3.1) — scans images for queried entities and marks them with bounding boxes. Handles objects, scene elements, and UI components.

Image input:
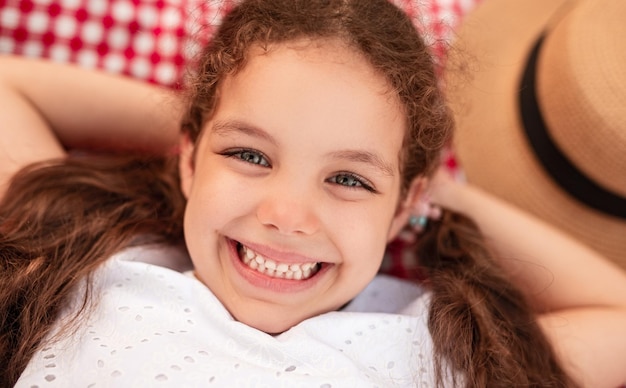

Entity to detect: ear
[178,133,195,199]
[386,176,428,242]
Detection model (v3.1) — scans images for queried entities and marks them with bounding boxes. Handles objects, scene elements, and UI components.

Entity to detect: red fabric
[0,0,481,88]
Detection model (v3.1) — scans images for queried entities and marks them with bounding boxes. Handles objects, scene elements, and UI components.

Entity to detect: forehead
[226,38,402,113]
[221,39,404,127]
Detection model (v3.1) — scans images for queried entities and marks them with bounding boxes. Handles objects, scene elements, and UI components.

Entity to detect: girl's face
[180,40,411,333]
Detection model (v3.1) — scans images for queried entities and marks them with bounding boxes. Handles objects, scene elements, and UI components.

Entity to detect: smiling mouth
[236,242,321,280]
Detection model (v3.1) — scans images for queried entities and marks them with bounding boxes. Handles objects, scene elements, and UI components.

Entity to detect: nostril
[256,199,318,235]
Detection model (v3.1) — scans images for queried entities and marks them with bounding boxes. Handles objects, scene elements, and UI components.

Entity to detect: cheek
[184,170,254,238]
[332,202,396,269]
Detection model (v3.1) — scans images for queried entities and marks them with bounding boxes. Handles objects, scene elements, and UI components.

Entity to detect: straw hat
[446,0,626,269]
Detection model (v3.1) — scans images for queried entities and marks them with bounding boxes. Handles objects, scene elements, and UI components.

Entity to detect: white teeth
[239,245,319,280]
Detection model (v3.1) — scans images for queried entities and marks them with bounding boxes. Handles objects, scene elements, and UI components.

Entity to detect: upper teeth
[240,245,319,280]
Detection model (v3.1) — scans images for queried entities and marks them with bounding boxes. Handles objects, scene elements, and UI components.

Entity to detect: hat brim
[447,0,626,268]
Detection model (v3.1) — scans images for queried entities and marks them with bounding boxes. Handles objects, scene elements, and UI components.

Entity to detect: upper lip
[234,238,324,264]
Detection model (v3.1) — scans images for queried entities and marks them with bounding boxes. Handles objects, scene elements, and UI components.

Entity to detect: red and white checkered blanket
[0,0,480,88]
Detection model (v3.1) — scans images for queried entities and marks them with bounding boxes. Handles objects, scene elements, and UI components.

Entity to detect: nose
[256,182,320,236]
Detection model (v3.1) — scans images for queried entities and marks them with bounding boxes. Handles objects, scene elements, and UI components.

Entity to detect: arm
[430,169,626,387]
[0,56,183,196]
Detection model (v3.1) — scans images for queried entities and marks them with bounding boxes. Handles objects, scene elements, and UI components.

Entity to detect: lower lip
[226,238,328,293]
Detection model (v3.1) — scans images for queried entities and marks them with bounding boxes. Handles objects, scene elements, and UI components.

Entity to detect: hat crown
[537,0,626,197]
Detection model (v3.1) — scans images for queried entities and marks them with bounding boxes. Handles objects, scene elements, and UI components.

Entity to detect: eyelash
[221,148,271,167]
[327,172,377,193]
[220,148,376,193]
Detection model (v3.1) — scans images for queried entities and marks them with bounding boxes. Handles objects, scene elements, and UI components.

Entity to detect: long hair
[1,0,576,386]
[0,156,186,385]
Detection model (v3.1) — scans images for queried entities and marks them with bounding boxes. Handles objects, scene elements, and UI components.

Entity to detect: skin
[179,40,419,334]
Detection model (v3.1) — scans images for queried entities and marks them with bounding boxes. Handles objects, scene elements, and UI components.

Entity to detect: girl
[2,0,626,386]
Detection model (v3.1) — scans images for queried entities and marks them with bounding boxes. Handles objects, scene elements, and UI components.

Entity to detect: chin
[234,309,303,335]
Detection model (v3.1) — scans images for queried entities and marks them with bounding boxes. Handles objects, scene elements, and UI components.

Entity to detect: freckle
[115,283,123,287]
[155,374,168,381]
[97,360,104,368]
[125,346,133,350]
[45,363,56,368]
[118,306,129,312]
[285,365,296,372]
[44,375,56,382]
[209,376,215,382]
[387,361,395,369]
[111,370,122,377]
[198,350,208,356]
[344,340,351,345]
[43,347,52,351]
[43,354,55,359]
[369,324,376,329]
[184,356,194,363]
[154,332,162,336]
[171,365,182,371]
[110,350,117,355]
[184,308,192,313]
[355,331,363,336]
[320,384,332,388]
[234,363,239,369]
[187,319,194,325]
[144,305,154,309]
[141,338,149,342]
[135,315,143,321]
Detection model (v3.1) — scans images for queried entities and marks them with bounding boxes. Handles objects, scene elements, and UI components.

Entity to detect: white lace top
[16,246,448,387]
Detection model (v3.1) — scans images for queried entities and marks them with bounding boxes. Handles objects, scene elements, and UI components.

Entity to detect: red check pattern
[0,0,481,88]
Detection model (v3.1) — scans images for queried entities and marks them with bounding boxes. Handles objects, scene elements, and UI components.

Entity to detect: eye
[327,172,376,193]
[222,148,271,167]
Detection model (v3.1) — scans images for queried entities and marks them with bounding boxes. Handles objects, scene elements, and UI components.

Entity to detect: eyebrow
[328,150,395,177]
[212,119,278,146]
